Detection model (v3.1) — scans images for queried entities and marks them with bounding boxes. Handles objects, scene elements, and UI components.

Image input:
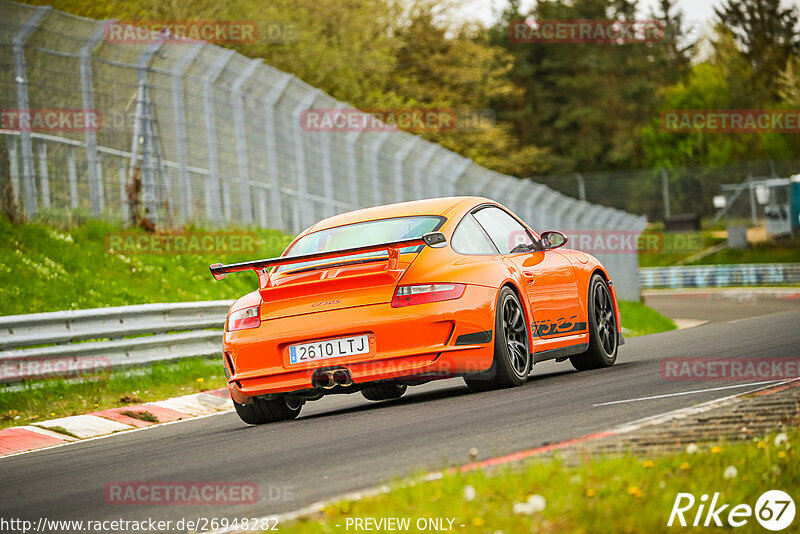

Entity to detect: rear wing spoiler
[209,232,447,281]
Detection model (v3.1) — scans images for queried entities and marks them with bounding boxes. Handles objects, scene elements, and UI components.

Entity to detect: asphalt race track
[2,298,799,526]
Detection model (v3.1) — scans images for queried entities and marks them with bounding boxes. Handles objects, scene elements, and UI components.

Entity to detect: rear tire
[570,274,618,371]
[464,287,531,391]
[233,395,303,424]
[361,382,407,401]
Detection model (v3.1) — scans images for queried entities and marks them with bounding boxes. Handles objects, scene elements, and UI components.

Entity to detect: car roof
[304,196,490,234]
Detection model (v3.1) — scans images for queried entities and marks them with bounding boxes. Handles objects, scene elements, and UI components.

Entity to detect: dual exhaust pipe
[313,368,353,389]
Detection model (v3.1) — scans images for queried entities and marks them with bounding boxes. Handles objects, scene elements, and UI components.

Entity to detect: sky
[454,0,800,29]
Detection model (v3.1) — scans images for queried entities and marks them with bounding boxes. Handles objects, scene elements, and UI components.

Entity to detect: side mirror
[540,231,567,250]
[422,231,447,248]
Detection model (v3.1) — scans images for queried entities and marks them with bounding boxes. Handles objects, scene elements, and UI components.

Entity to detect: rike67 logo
[668,490,795,531]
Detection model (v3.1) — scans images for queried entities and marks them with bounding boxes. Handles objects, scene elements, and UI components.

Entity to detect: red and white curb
[0,388,231,456]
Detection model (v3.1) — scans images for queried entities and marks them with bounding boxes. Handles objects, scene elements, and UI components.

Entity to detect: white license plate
[288,334,369,365]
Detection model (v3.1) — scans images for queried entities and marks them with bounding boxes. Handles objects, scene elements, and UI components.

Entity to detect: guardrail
[640,263,800,289]
[0,301,232,383]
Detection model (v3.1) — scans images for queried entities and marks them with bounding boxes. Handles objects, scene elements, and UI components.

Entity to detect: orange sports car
[210,197,623,424]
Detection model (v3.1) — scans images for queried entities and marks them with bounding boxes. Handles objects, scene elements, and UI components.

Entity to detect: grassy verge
[280,429,798,533]
[0,357,225,429]
[687,235,800,265]
[618,300,676,337]
[0,216,292,316]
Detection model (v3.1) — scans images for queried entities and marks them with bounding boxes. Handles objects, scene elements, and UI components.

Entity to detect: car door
[471,206,583,348]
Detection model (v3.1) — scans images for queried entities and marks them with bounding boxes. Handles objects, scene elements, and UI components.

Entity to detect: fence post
[413,144,437,200]
[118,157,128,223]
[131,39,166,224]
[369,132,391,206]
[317,95,337,218]
[170,43,202,222]
[202,48,235,224]
[8,137,20,205]
[393,137,418,203]
[37,142,49,208]
[472,169,495,198]
[231,59,260,226]
[291,90,317,232]
[262,72,292,230]
[13,5,51,219]
[442,155,471,198]
[345,130,365,209]
[80,21,107,217]
[66,146,77,209]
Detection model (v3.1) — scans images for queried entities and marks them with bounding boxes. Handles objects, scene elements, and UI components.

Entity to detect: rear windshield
[277,216,445,273]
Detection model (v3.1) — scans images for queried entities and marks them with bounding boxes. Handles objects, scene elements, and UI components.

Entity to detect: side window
[472,207,534,254]
[451,214,498,255]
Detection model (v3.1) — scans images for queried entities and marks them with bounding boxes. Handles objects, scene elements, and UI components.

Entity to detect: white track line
[593,380,781,407]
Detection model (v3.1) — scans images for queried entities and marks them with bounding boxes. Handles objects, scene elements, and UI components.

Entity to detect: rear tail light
[391,283,466,307]
[226,305,261,331]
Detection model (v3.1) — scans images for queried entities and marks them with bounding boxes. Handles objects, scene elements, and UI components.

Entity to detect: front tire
[233,395,303,424]
[464,287,531,391]
[570,274,618,371]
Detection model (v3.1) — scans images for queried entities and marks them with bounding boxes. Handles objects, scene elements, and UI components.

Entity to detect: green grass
[618,301,676,337]
[279,429,799,533]
[687,235,800,265]
[0,216,292,316]
[0,357,226,429]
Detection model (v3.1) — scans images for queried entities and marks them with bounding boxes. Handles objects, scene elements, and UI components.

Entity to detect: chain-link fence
[532,160,800,222]
[0,0,647,299]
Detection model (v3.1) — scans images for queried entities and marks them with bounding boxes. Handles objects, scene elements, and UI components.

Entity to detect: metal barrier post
[37,142,49,208]
[262,72,292,230]
[231,59,260,225]
[291,90,317,231]
[393,137,418,203]
[80,21,107,216]
[202,48,235,223]
[13,5,50,218]
[170,43,203,222]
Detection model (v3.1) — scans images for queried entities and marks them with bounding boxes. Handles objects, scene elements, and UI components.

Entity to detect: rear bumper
[223,284,497,402]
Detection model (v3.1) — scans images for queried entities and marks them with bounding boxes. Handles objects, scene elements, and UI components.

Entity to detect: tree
[714,0,800,101]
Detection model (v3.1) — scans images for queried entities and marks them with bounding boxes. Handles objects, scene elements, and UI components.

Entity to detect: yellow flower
[757,441,766,449]
[49,412,56,416]
[628,486,641,496]
[680,462,690,470]
[472,518,484,527]
[196,377,204,383]
[711,446,721,454]
[93,403,99,407]
[778,451,786,458]
[586,488,596,497]
[642,460,655,468]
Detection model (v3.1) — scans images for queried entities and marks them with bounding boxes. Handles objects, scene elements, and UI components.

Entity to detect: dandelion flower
[778,451,786,459]
[686,443,698,454]
[586,488,596,497]
[463,485,476,502]
[50,412,56,416]
[527,494,546,512]
[196,377,204,383]
[723,466,738,479]
[680,462,690,470]
[472,518,484,527]
[711,446,721,454]
[757,441,766,449]
[642,460,655,468]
